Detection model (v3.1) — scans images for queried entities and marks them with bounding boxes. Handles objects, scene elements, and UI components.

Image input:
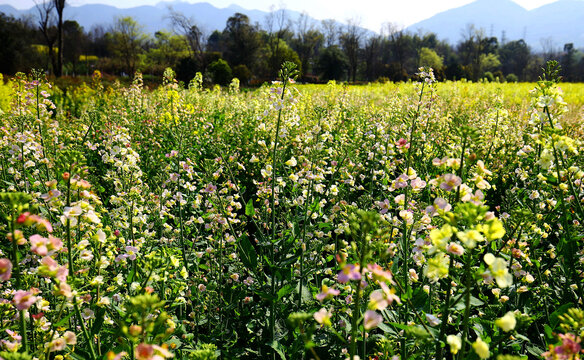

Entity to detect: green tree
[498,39,530,80]
[317,45,347,81]
[109,16,148,76]
[419,47,443,70]
[0,13,37,74]
[146,31,190,74]
[258,38,301,78]
[63,20,86,75]
[208,58,232,85]
[223,13,260,71]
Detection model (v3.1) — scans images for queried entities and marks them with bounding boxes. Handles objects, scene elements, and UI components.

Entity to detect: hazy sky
[5,0,559,31]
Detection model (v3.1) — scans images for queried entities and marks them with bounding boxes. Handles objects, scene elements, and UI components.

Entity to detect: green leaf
[245,200,255,217]
[469,296,484,307]
[270,341,287,360]
[127,266,135,284]
[56,311,75,327]
[550,303,574,329]
[91,307,107,336]
[238,235,257,270]
[277,284,294,301]
[377,322,394,334]
[527,345,544,357]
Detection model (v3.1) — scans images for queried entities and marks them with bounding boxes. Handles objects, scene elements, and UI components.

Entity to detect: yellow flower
[472,337,490,359]
[456,229,484,249]
[480,218,505,241]
[430,224,454,250]
[285,157,297,166]
[484,253,513,288]
[447,335,462,354]
[495,311,516,332]
[424,254,450,282]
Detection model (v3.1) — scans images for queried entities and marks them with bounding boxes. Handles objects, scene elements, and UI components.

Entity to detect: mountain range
[0,1,337,38]
[1,0,583,50]
[406,0,584,50]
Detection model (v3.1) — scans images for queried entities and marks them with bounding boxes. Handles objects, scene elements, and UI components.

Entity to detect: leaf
[377,322,394,334]
[238,235,257,270]
[550,303,574,329]
[270,341,287,360]
[527,345,544,357]
[245,200,255,217]
[56,311,75,327]
[469,296,484,307]
[91,307,107,336]
[126,266,135,284]
[277,284,294,301]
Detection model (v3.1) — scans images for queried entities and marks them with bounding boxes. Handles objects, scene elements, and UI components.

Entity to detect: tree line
[1,2,583,84]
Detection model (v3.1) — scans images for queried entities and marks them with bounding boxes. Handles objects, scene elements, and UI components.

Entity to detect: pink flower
[363,310,383,330]
[56,265,68,282]
[62,331,77,345]
[393,174,409,189]
[376,199,391,214]
[0,258,12,281]
[58,282,73,298]
[135,343,173,360]
[40,256,59,273]
[396,138,410,150]
[316,285,340,302]
[543,333,582,360]
[313,308,332,327]
[50,337,66,352]
[367,264,395,284]
[13,290,38,310]
[136,344,154,359]
[29,234,49,256]
[440,174,462,191]
[338,264,361,284]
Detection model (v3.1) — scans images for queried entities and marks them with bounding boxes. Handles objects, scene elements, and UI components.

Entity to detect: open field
[0,66,583,360]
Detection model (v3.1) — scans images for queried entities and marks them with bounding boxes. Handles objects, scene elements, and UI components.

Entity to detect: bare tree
[264,5,291,75]
[540,37,557,62]
[383,22,409,75]
[35,0,57,74]
[167,7,205,64]
[340,18,364,82]
[292,12,323,77]
[321,19,338,48]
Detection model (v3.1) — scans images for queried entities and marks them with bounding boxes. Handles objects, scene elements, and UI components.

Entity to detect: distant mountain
[407,0,584,50]
[0,1,353,38]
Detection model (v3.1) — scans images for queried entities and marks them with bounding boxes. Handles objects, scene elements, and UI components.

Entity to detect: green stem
[458,249,473,360]
[269,75,289,357]
[349,236,368,359]
[10,214,29,353]
[436,256,455,360]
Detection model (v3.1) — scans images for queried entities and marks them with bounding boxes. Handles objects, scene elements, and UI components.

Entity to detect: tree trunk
[55,0,66,77]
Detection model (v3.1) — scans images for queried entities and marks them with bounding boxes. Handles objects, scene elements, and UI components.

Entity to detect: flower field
[0,62,583,360]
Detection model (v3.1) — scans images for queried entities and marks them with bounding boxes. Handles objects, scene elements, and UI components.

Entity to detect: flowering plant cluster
[0,62,582,359]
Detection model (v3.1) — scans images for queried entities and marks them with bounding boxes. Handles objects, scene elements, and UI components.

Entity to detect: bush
[232,64,252,85]
[207,59,232,86]
[506,73,519,83]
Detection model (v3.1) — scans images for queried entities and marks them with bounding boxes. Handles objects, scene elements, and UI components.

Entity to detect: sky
[4,0,559,31]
